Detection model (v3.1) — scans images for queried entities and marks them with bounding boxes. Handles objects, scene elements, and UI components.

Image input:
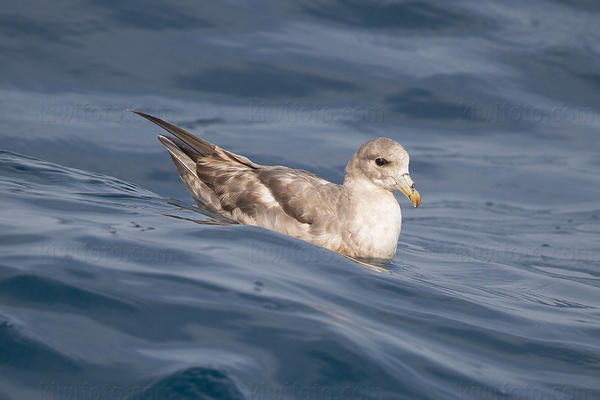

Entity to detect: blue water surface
[1,1,600,399]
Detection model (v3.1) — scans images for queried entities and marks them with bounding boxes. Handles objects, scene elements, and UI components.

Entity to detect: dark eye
[375,157,388,166]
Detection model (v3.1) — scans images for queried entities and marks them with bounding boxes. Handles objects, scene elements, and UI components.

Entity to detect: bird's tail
[132,110,258,213]
[156,135,214,207]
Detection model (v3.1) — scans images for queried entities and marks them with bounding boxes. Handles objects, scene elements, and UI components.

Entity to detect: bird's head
[345,137,421,207]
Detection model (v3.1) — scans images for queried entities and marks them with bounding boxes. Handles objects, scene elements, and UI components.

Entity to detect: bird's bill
[396,175,421,207]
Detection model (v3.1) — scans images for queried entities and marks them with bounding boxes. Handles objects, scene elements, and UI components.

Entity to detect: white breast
[346,190,402,259]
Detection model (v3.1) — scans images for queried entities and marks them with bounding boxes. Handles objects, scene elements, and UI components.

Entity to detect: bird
[133,111,420,261]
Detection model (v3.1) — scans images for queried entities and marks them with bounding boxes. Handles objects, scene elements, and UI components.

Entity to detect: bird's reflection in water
[348,256,393,273]
[165,198,237,226]
[164,198,394,273]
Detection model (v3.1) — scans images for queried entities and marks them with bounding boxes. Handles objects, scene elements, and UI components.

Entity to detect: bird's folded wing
[255,168,339,225]
[197,161,339,227]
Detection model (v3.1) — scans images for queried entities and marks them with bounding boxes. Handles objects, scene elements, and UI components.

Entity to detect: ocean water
[1,1,600,399]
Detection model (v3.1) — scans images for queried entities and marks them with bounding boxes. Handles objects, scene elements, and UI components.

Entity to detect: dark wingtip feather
[130,110,170,128]
[131,110,216,156]
[157,134,171,147]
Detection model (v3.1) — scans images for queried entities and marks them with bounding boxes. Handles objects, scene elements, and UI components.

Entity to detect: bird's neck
[343,175,389,196]
[342,175,399,213]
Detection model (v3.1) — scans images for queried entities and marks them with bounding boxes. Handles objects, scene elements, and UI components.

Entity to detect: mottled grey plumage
[134,111,420,260]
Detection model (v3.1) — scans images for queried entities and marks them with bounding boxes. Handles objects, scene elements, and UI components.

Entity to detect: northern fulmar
[134,111,420,261]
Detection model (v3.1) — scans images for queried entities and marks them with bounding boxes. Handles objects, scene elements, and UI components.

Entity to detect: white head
[344,137,420,207]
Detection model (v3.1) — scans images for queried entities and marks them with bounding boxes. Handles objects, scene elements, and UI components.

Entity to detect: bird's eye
[375,158,388,166]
